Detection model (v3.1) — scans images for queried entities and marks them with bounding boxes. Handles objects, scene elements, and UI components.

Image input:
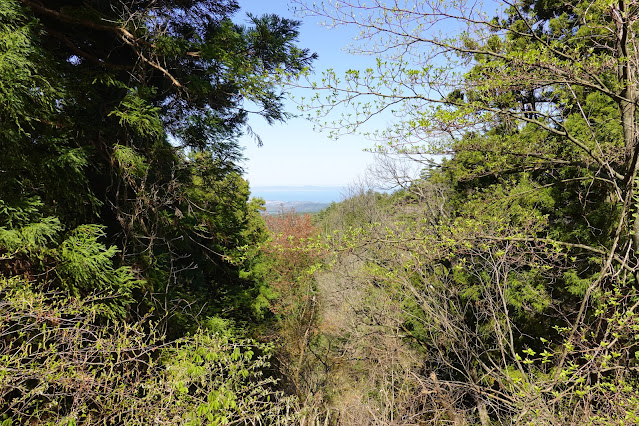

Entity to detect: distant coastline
[250,186,344,214]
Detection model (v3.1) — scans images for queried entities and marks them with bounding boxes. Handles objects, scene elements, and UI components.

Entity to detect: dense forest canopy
[0,0,315,422]
[2,0,639,424]
[1,0,316,323]
[285,0,639,423]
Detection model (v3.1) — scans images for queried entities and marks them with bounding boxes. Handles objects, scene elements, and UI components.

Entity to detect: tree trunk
[616,1,639,250]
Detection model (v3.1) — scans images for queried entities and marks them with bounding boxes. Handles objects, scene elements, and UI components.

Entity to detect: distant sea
[250,186,344,214]
[250,186,344,203]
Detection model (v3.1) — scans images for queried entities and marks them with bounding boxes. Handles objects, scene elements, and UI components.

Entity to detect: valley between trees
[2,0,639,424]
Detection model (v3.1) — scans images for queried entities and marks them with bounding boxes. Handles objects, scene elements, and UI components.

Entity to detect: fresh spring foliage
[0,276,293,424]
[275,0,639,423]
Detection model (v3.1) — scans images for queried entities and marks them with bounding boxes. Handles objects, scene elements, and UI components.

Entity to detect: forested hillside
[2,0,639,424]
[271,0,639,423]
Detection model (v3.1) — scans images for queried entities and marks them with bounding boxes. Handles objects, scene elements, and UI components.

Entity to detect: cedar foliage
[0,0,314,422]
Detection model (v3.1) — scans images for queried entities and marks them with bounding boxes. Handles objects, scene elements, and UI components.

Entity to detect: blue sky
[235,0,505,188]
[236,0,377,187]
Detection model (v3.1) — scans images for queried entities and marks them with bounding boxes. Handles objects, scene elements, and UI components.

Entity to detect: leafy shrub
[0,276,296,425]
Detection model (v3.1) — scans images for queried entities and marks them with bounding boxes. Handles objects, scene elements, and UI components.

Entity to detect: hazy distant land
[250,186,344,214]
